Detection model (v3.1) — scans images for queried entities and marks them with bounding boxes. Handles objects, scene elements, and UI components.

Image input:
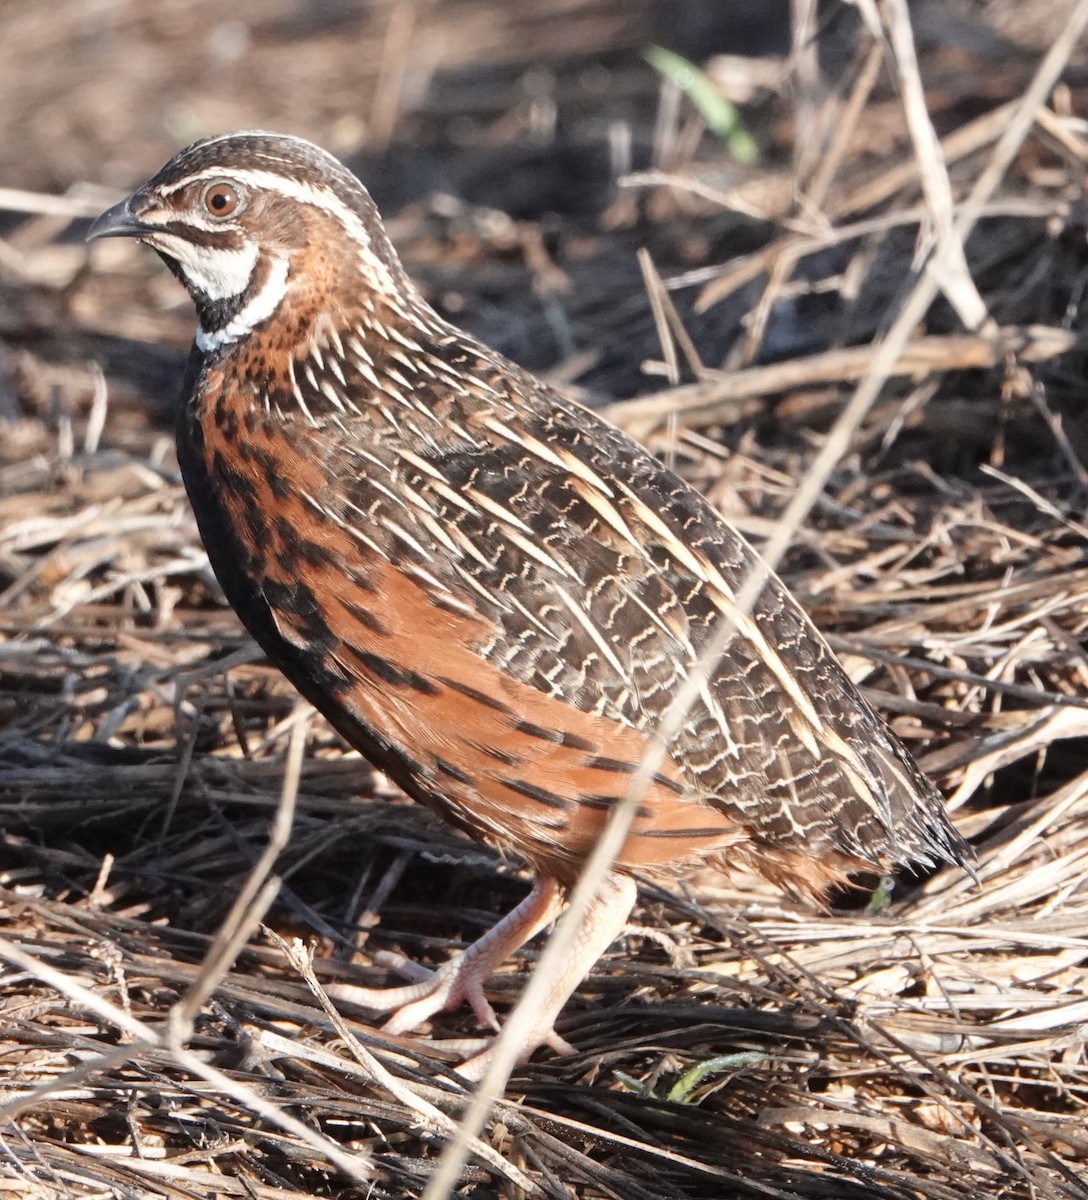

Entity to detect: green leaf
[666,1052,767,1103]
[865,875,896,915]
[645,45,758,164]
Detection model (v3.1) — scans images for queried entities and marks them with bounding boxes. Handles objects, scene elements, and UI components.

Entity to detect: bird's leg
[328,876,565,1034]
[456,872,638,1081]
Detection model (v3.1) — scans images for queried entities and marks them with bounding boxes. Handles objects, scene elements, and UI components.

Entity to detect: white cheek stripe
[196,253,290,352]
[150,234,259,302]
[160,165,402,297]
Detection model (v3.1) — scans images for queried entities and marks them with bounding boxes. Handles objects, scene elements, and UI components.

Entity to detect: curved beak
[87,196,148,241]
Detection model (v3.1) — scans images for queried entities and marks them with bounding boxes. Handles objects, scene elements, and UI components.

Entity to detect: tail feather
[869,735,977,879]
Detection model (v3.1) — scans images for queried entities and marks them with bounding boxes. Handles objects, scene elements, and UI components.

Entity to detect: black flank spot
[296,538,328,568]
[241,505,266,544]
[268,473,290,499]
[248,445,279,475]
[356,651,439,694]
[263,578,314,613]
[260,579,335,652]
[353,651,404,687]
[638,826,730,839]
[299,655,347,692]
[499,777,574,811]
[435,675,516,714]
[580,797,653,820]
[433,757,473,785]
[346,570,377,594]
[583,754,638,774]
[580,757,685,795]
[260,579,291,609]
[270,541,329,591]
[341,598,388,635]
[512,719,596,751]
[211,450,259,507]
[474,742,521,767]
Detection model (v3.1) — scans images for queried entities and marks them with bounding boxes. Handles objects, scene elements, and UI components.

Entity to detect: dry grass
[3,2,1088,1197]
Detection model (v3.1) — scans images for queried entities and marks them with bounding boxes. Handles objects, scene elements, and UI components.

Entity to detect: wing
[411,364,968,886]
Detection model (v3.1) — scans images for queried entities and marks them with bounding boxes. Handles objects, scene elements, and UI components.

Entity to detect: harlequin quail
[89,132,971,1077]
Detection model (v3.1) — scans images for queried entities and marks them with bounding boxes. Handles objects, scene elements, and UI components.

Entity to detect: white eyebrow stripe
[158,165,403,297]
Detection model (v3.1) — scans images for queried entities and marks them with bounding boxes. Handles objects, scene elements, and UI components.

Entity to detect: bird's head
[88,131,415,353]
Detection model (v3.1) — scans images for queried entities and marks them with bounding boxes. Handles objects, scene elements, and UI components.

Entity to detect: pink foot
[327,877,564,1035]
[328,873,638,1077]
[452,874,638,1081]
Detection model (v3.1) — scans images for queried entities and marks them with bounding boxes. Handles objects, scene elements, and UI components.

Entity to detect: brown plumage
[89,132,972,1076]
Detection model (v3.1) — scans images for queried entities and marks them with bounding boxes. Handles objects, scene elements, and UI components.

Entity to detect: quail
[88,132,972,1077]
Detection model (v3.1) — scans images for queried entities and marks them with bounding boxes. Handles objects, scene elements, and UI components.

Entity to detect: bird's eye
[203,182,242,218]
